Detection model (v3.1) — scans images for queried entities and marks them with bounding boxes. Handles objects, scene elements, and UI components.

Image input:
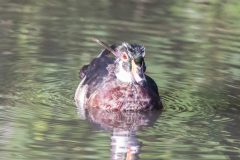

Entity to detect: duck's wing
[145,75,159,95]
[79,45,117,98]
[145,75,163,109]
[79,44,117,79]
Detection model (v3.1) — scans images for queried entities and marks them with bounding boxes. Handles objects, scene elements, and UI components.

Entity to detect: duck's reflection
[78,107,161,160]
[111,129,141,160]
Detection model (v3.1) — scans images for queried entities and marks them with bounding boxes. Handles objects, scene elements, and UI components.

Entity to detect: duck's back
[79,46,116,98]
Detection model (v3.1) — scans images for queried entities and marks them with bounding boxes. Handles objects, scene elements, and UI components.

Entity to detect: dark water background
[0,0,240,160]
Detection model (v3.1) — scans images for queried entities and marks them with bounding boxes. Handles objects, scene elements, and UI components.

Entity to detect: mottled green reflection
[0,0,240,160]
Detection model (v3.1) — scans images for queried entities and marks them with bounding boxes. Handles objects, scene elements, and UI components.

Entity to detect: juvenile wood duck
[74,40,163,111]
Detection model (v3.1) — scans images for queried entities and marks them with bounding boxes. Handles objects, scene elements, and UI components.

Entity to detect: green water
[0,0,240,160]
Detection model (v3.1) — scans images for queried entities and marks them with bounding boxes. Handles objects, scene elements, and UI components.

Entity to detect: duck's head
[115,42,146,85]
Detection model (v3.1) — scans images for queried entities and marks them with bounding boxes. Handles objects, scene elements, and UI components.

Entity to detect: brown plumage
[74,42,163,111]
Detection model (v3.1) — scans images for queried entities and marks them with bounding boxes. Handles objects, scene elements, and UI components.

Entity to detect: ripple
[1,1,240,160]
[0,94,19,100]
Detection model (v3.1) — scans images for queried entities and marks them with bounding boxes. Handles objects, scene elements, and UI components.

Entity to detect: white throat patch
[115,61,133,83]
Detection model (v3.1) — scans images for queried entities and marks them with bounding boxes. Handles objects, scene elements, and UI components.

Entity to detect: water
[0,0,240,159]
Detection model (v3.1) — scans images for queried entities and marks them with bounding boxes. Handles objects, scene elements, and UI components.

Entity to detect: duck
[74,40,163,112]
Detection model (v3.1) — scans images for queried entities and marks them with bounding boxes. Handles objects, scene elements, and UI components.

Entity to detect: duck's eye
[134,57,143,65]
[121,52,129,62]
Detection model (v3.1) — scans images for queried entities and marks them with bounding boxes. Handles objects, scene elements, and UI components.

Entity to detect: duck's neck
[115,61,133,83]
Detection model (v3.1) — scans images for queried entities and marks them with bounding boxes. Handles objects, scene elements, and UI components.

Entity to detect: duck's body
[75,42,163,111]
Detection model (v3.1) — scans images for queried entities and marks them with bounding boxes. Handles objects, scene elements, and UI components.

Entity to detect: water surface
[0,0,240,160]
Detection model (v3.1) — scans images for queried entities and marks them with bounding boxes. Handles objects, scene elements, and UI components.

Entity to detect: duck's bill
[131,59,146,85]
